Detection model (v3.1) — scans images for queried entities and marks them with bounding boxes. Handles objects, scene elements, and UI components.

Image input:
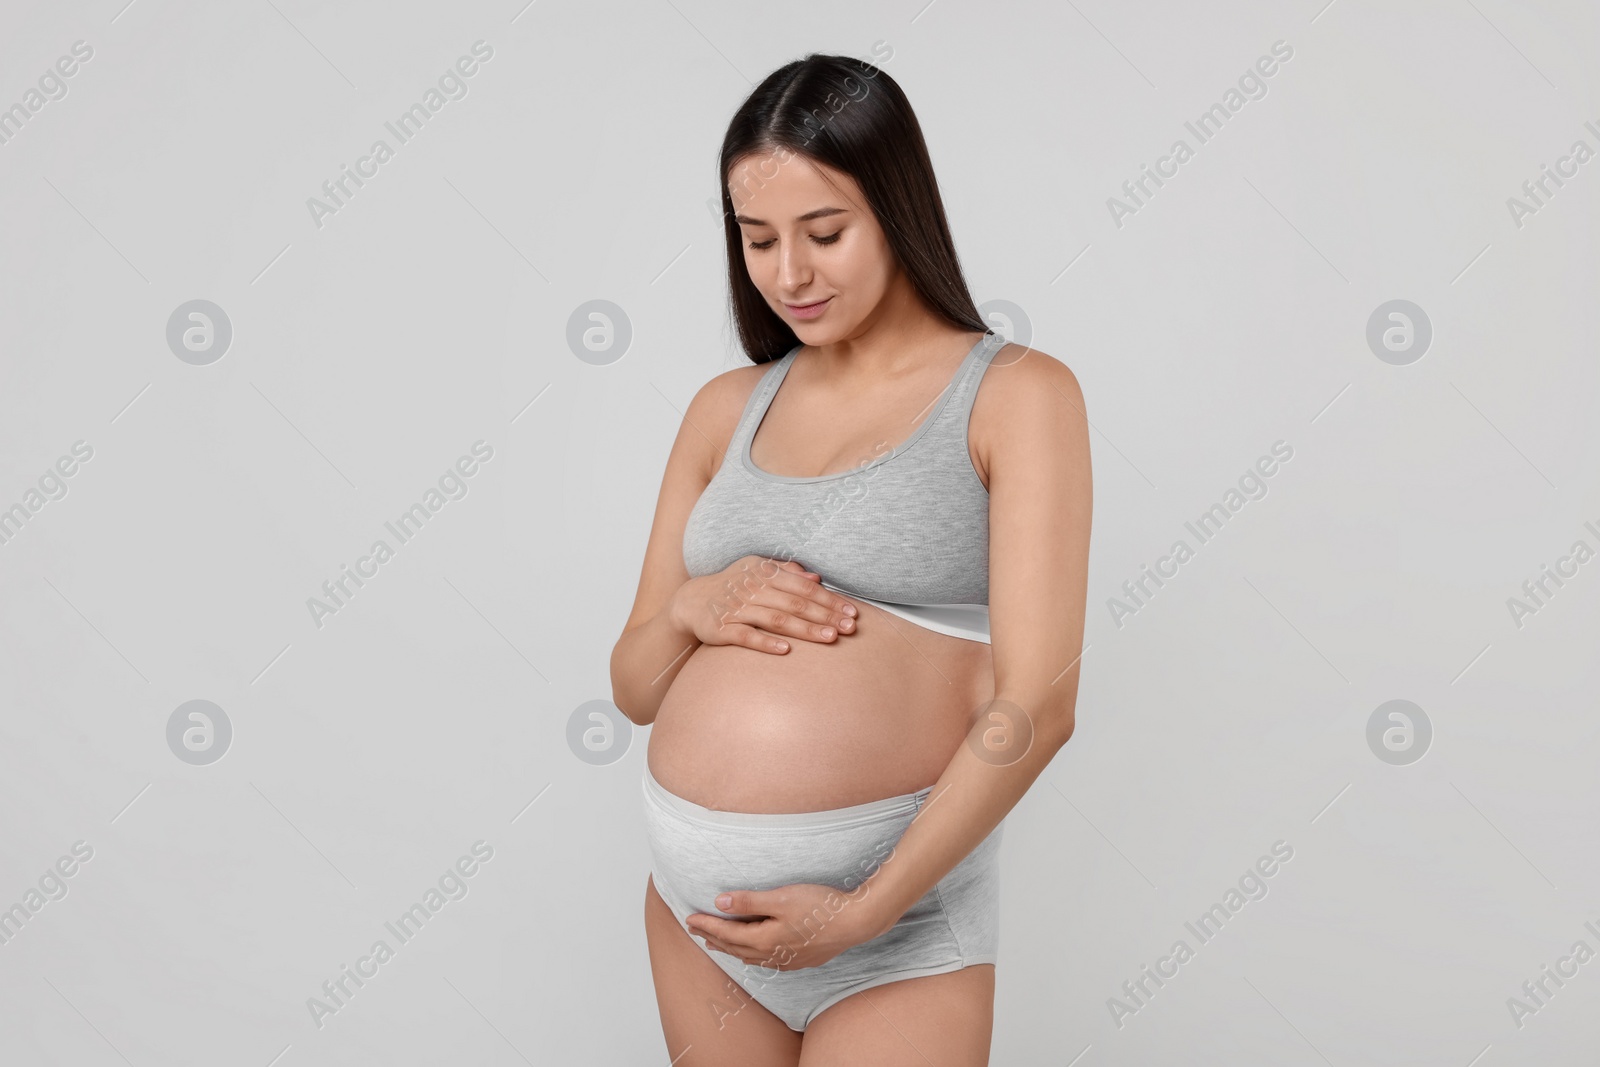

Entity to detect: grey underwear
[641,762,1004,1032]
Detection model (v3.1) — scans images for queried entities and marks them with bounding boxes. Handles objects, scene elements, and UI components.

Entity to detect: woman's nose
[778,245,812,289]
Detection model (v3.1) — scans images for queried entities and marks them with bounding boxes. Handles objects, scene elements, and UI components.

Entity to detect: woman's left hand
[686,883,886,971]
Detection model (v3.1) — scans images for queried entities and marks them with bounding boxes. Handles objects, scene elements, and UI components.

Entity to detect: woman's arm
[608,376,731,726]
[850,343,1093,936]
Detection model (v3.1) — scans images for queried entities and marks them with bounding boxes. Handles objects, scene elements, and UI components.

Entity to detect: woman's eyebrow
[733,206,849,226]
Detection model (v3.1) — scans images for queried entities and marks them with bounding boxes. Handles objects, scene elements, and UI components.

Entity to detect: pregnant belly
[647,600,994,813]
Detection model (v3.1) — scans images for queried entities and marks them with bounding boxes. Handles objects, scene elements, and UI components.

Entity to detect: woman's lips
[785,297,831,320]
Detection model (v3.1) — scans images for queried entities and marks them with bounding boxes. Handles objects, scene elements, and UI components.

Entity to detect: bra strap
[943,332,1005,425]
[729,346,800,458]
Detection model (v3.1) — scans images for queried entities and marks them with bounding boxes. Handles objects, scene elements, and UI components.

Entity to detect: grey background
[1,0,1597,1064]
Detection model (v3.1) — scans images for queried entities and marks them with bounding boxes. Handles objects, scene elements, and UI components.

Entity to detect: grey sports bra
[681,331,1005,643]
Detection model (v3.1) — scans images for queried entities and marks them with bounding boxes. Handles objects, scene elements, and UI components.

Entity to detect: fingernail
[716,894,733,909]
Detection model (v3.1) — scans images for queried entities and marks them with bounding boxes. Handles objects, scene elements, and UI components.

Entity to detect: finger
[752,566,859,630]
[757,601,838,644]
[782,573,859,624]
[708,935,786,970]
[725,622,791,655]
[746,591,857,643]
[720,600,823,647]
[697,932,756,963]
[779,569,857,617]
[721,571,850,639]
[748,576,846,627]
[693,919,777,964]
[776,559,818,580]
[694,931,730,956]
[692,914,763,946]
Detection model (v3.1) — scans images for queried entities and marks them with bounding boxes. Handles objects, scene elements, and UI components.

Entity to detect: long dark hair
[718,53,987,364]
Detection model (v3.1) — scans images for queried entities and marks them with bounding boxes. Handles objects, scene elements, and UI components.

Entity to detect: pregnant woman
[610,54,1091,1066]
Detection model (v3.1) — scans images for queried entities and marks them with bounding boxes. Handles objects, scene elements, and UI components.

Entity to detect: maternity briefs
[641,762,1004,1032]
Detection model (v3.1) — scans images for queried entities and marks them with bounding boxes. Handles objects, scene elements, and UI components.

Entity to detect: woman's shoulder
[970,340,1086,477]
[690,356,777,423]
[982,339,1082,407]
[678,356,782,468]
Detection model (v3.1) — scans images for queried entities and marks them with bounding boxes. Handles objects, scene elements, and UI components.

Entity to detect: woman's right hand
[669,556,859,654]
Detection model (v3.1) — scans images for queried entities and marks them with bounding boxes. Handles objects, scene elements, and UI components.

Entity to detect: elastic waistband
[641,761,931,831]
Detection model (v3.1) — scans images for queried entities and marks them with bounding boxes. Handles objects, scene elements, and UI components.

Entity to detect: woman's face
[728,148,898,342]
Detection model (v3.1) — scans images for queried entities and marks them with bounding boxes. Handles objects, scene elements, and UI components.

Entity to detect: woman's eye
[746,232,842,251]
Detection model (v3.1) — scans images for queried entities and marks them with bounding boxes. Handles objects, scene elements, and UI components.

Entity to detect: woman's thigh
[798,965,996,1067]
[644,875,804,1067]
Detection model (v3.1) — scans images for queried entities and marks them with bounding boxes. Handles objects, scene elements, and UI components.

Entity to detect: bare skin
[613,147,1088,1064]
